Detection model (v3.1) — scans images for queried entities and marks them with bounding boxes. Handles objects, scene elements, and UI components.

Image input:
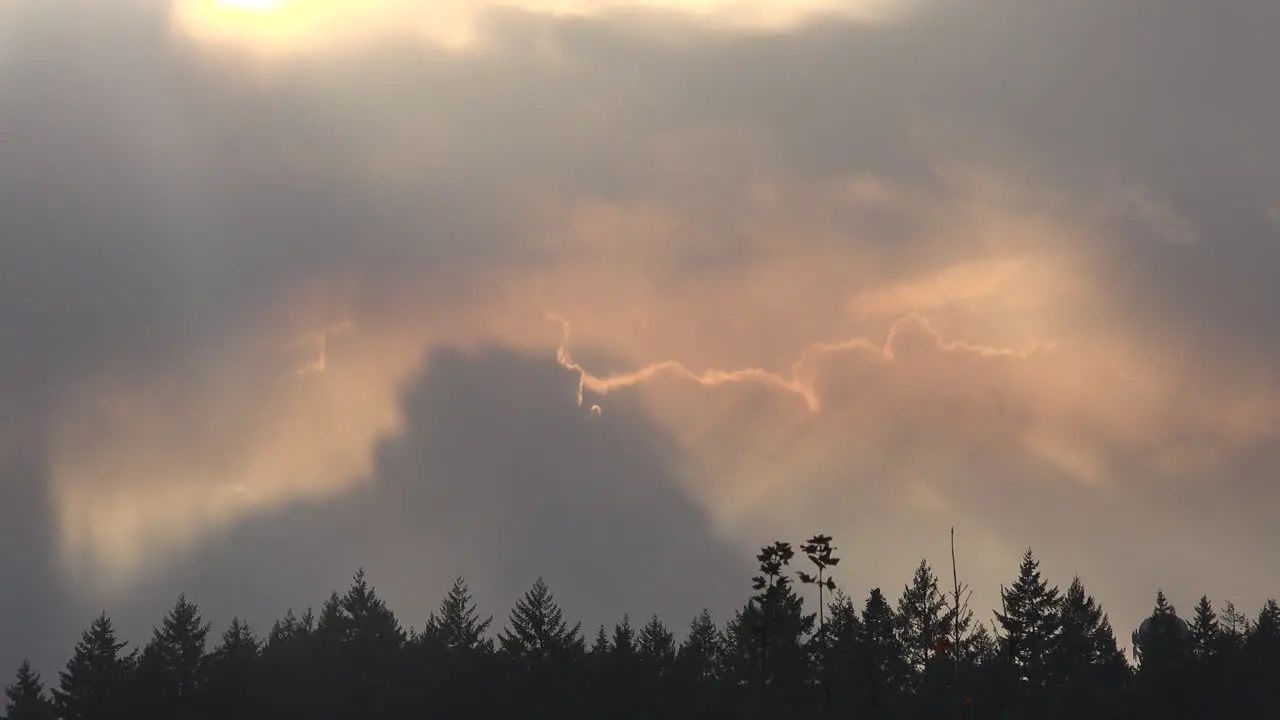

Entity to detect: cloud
[4,0,1280,675]
[169,0,918,55]
[96,345,751,652]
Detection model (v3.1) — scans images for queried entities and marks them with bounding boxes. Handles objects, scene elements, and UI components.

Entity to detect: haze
[2,0,1279,674]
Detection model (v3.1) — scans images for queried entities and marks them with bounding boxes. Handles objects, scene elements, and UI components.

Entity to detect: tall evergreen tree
[341,569,406,648]
[53,613,135,720]
[498,577,584,666]
[590,626,610,657]
[638,615,676,673]
[203,618,260,720]
[1049,576,1127,717]
[1218,600,1251,656]
[896,559,953,688]
[611,615,637,659]
[1245,599,1280,668]
[994,549,1061,687]
[1190,596,1220,661]
[860,588,906,711]
[423,577,493,654]
[674,610,728,718]
[135,593,211,719]
[822,591,868,717]
[676,610,724,683]
[4,661,55,720]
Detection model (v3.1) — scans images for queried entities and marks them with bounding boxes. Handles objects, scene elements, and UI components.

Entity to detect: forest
[4,534,1278,719]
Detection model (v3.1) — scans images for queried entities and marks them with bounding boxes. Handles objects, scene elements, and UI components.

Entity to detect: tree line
[5,534,1279,719]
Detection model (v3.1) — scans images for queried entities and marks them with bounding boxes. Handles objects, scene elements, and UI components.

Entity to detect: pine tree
[676,610,724,683]
[258,607,317,719]
[1245,599,1280,663]
[204,618,260,720]
[498,577,584,666]
[860,588,906,708]
[4,660,55,720]
[825,590,863,669]
[1049,576,1127,716]
[638,615,676,673]
[896,559,953,687]
[963,624,998,666]
[994,549,1061,686]
[423,577,493,654]
[135,593,211,717]
[611,615,637,659]
[1219,600,1250,655]
[53,613,135,720]
[341,568,406,649]
[1190,596,1219,661]
[1055,577,1112,674]
[590,626,610,657]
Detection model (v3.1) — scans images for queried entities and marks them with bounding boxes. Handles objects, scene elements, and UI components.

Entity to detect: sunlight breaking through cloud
[170,0,919,55]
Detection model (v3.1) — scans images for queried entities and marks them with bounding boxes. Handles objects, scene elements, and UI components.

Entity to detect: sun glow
[217,0,287,12]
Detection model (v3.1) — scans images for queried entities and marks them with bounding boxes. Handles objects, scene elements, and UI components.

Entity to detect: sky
[3,0,1280,675]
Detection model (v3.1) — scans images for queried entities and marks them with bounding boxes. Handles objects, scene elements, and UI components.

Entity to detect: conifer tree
[4,660,55,720]
[860,588,906,708]
[994,549,1061,686]
[1245,599,1280,663]
[611,615,637,659]
[590,626,610,657]
[824,590,862,667]
[423,577,493,654]
[1049,576,1127,715]
[1190,596,1220,661]
[638,615,676,673]
[135,593,211,716]
[896,559,953,687]
[53,613,136,720]
[1218,600,1251,655]
[676,610,724,683]
[1056,577,1113,673]
[963,623,999,666]
[204,618,260,720]
[341,568,406,649]
[498,577,584,666]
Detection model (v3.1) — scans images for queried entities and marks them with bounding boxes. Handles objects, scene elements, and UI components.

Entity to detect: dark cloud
[78,345,747,672]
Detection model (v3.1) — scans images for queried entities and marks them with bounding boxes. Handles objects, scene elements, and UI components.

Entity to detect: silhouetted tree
[995,549,1061,686]
[53,613,135,720]
[896,559,952,690]
[590,625,610,657]
[497,578,584,716]
[738,541,814,717]
[1243,599,1280,715]
[638,615,676,673]
[134,593,211,720]
[798,534,839,717]
[423,577,493,654]
[499,577,584,666]
[4,660,55,720]
[1047,576,1127,718]
[13,532,1280,720]
[677,610,724,683]
[1190,596,1219,661]
[860,587,906,712]
[203,618,259,720]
